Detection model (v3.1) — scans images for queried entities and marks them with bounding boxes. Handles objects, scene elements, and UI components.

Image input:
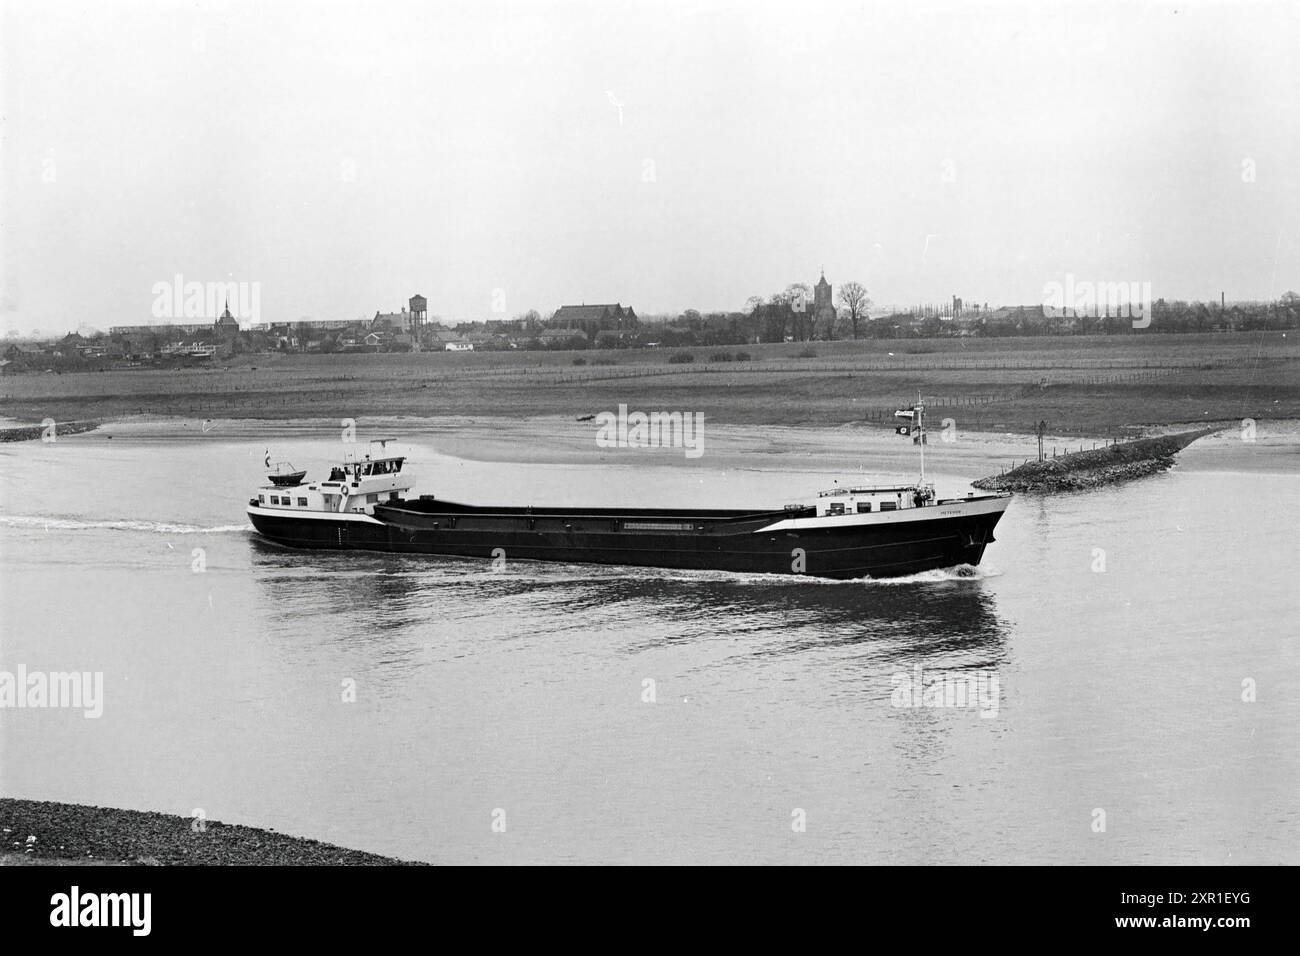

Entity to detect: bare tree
[776,283,813,340]
[836,281,871,339]
[778,282,812,310]
[740,296,766,343]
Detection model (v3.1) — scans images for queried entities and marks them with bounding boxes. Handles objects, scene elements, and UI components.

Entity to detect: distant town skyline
[12,281,1297,341]
[4,0,1298,337]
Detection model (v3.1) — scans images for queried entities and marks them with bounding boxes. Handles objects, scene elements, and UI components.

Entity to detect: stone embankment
[972,428,1219,493]
[0,420,99,442]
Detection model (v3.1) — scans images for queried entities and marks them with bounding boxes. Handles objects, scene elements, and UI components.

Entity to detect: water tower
[409,294,427,343]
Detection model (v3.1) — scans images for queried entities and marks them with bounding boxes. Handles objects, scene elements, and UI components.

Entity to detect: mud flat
[0,798,423,866]
[971,427,1220,492]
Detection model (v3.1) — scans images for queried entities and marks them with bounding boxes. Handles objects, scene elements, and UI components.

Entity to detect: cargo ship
[247,422,1011,580]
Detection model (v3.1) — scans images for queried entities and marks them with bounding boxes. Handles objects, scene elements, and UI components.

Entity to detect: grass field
[2,332,1296,436]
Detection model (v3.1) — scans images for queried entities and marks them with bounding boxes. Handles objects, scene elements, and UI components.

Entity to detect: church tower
[813,271,832,312]
[813,270,835,330]
[215,299,240,337]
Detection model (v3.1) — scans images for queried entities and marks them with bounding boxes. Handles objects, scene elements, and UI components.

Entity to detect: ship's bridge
[252,453,415,515]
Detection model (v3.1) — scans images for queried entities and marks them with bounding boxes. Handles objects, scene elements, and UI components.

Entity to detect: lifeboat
[267,462,307,487]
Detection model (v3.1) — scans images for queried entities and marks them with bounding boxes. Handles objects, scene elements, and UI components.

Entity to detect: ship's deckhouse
[813,484,935,517]
[252,454,414,515]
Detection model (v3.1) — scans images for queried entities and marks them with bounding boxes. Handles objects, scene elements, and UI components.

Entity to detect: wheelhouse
[250,446,415,515]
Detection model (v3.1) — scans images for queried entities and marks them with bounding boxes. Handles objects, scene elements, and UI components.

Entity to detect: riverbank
[1,333,1296,434]
[8,413,1295,485]
[0,798,423,865]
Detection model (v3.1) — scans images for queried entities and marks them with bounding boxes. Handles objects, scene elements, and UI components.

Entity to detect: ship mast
[917,399,925,485]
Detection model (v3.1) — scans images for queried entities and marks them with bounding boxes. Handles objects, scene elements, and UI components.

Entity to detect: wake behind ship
[247,438,1011,580]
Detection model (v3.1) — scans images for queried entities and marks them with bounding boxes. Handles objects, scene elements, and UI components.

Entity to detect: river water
[1,420,1296,864]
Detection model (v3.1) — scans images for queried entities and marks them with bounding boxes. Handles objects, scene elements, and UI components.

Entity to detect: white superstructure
[250,442,414,516]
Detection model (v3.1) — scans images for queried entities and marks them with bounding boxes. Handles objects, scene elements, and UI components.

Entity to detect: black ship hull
[246,495,1009,580]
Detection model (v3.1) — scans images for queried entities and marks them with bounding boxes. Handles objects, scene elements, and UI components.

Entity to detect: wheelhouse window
[297,497,308,507]
[389,492,399,501]
[879,501,897,511]
[270,496,280,505]
[258,494,265,503]
[857,502,872,513]
[828,502,845,516]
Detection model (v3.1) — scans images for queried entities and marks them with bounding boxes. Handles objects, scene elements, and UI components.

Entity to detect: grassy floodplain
[2,332,1296,436]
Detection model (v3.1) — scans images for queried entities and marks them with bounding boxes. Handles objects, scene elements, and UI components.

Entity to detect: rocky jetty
[0,420,99,442]
[972,427,1218,493]
[0,798,424,866]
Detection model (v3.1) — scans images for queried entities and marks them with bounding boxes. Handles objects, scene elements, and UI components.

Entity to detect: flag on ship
[895,403,925,441]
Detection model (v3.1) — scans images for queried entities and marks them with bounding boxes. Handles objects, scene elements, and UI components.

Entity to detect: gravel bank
[0,798,424,866]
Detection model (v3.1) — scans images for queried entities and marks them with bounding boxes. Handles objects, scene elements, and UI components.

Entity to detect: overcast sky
[2,0,1297,335]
